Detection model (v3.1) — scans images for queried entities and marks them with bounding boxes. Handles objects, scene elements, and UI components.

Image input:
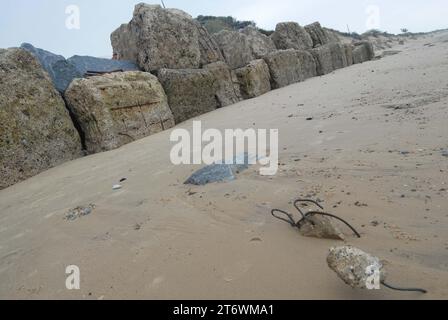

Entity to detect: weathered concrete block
[310,42,348,75]
[271,22,313,51]
[234,59,271,99]
[304,22,331,47]
[241,26,277,59]
[64,71,174,154]
[0,48,82,189]
[213,30,255,69]
[353,41,375,64]
[158,62,241,124]
[111,4,223,72]
[325,28,342,43]
[205,62,243,106]
[263,49,317,88]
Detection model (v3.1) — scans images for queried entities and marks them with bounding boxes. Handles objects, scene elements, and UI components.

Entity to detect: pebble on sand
[65,204,95,221]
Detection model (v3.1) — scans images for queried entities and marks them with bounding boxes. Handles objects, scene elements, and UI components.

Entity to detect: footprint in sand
[223,261,252,283]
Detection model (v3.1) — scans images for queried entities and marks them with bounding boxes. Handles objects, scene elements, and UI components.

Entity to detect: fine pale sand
[1,33,447,300]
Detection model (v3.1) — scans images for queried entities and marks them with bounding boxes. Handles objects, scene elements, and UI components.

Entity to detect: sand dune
[0,32,447,299]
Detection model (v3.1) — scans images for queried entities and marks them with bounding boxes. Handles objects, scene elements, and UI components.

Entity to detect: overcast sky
[1,0,447,58]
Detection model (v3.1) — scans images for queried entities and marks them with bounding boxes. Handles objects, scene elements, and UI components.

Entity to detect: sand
[1,32,447,300]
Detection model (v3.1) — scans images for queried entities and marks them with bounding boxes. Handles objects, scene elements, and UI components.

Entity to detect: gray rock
[64,71,175,154]
[327,246,387,289]
[353,41,375,64]
[241,26,277,59]
[50,60,84,93]
[213,30,255,69]
[20,43,82,93]
[271,22,313,51]
[67,55,140,75]
[310,42,348,75]
[234,59,271,99]
[185,154,250,185]
[0,48,83,190]
[185,164,236,185]
[65,204,95,221]
[158,62,241,124]
[263,49,317,88]
[304,22,331,47]
[111,4,223,72]
[442,150,448,157]
[298,215,345,240]
[20,43,65,69]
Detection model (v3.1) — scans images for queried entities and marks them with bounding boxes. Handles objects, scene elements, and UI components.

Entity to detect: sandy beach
[1,32,447,300]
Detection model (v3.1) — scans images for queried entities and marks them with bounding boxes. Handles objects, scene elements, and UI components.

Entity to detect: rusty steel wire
[271,198,361,238]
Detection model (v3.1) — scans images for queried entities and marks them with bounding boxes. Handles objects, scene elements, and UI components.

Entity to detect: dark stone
[20,43,82,93]
[185,154,250,186]
[67,55,140,75]
[21,43,64,71]
[185,164,236,186]
[21,44,141,92]
[51,60,83,93]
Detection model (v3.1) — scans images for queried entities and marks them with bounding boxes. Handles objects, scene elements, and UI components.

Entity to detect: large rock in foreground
[310,42,348,75]
[0,48,82,190]
[327,246,387,289]
[158,62,241,124]
[234,59,271,99]
[65,71,175,154]
[353,41,375,64]
[213,30,255,69]
[111,4,223,72]
[263,49,317,88]
[20,43,82,93]
[271,22,313,51]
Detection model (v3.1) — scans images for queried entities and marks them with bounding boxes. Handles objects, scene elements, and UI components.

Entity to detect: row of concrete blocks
[157,41,375,124]
[0,41,373,189]
[64,41,375,154]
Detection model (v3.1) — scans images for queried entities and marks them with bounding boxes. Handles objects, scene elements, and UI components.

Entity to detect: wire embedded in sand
[271,198,361,238]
